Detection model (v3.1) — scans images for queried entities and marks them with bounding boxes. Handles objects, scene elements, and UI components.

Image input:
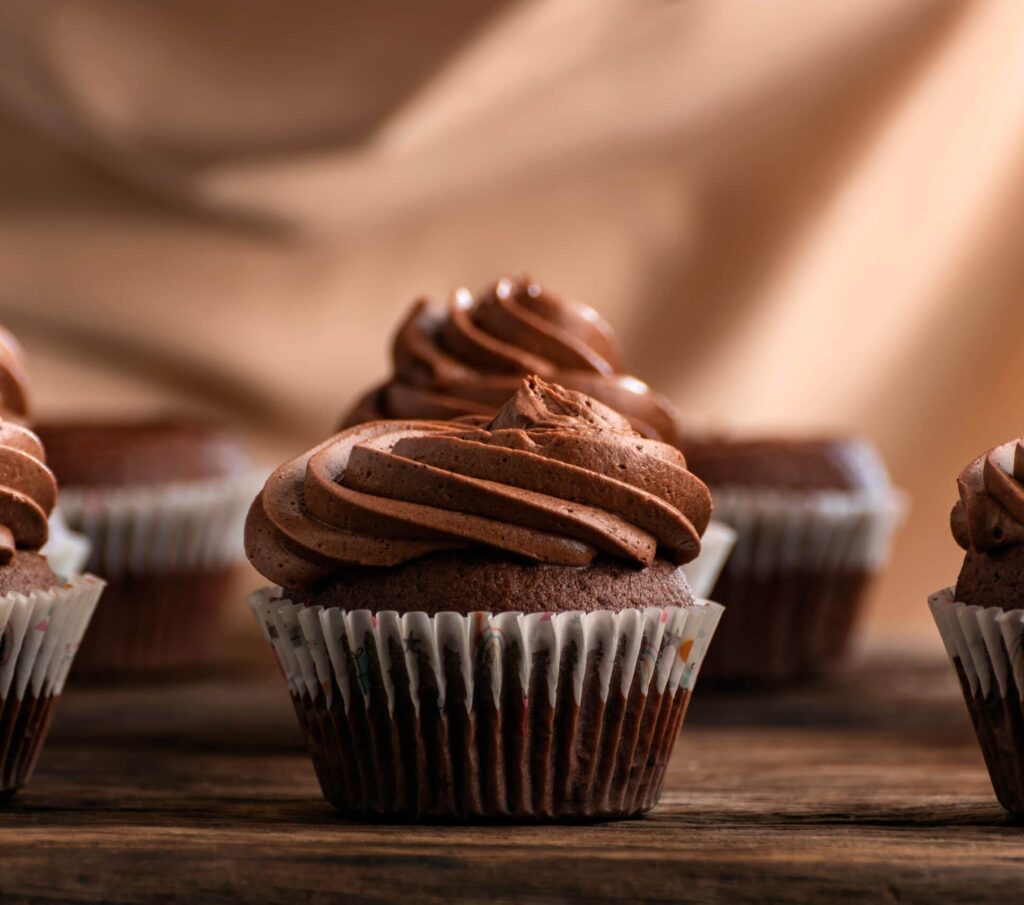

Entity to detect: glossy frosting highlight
[248,376,711,588]
[0,421,57,563]
[952,438,1024,553]
[343,277,681,443]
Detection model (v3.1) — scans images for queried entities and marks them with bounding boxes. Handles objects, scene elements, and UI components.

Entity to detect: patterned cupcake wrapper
[681,520,737,599]
[929,587,1024,814]
[57,470,266,578]
[250,587,723,821]
[701,487,905,682]
[0,575,105,796]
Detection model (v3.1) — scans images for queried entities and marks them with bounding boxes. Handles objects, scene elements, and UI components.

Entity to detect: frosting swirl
[0,421,57,563]
[248,376,711,588]
[952,439,1024,552]
[342,277,681,443]
[0,326,30,422]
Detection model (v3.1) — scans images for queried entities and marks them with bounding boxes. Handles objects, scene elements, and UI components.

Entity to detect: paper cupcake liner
[681,520,737,599]
[929,587,1024,814]
[57,470,266,578]
[711,487,906,575]
[0,575,105,797]
[701,487,905,682]
[251,587,723,821]
[55,471,261,677]
[71,568,238,677]
[40,508,92,579]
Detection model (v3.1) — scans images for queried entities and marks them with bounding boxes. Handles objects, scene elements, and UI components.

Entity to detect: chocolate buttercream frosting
[342,277,681,443]
[952,439,1024,553]
[247,376,711,588]
[0,327,30,423]
[0,422,57,564]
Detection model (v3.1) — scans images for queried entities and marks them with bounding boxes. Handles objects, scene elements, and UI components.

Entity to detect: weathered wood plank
[0,653,1020,904]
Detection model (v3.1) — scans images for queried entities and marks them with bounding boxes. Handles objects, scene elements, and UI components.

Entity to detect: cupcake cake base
[705,568,873,683]
[71,568,238,677]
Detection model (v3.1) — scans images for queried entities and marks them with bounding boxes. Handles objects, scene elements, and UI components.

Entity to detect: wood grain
[0,651,1020,904]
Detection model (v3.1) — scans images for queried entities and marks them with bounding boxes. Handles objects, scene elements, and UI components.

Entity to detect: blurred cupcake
[34,419,259,677]
[343,276,681,443]
[0,421,104,799]
[680,435,904,683]
[930,438,1024,814]
[343,275,733,597]
[249,377,722,821]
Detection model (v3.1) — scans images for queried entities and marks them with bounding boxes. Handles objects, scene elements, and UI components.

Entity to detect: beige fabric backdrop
[2,0,1023,644]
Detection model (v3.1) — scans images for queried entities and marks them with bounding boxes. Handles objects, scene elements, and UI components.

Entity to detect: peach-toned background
[2,0,1023,647]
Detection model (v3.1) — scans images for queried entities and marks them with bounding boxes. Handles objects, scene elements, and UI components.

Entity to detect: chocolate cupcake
[34,418,259,677]
[342,276,735,597]
[0,421,104,799]
[343,276,681,444]
[249,377,722,821]
[930,439,1024,814]
[680,435,903,683]
[0,327,91,578]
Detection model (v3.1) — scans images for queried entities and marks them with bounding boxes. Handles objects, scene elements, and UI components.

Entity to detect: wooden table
[1,648,1021,904]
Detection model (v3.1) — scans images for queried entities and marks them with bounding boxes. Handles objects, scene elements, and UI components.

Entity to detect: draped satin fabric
[0,0,1020,641]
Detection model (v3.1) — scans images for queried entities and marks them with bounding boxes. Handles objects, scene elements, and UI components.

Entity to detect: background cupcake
[34,419,259,677]
[341,276,734,598]
[249,377,722,821]
[931,438,1024,814]
[680,435,904,683]
[0,421,104,799]
[342,276,682,443]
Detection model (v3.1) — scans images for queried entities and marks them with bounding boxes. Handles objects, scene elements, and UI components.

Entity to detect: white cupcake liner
[681,520,737,599]
[711,486,906,578]
[251,589,722,712]
[928,586,1024,813]
[0,574,104,796]
[40,508,92,579]
[250,585,722,819]
[700,488,905,682]
[0,574,105,700]
[928,587,1024,701]
[57,470,266,577]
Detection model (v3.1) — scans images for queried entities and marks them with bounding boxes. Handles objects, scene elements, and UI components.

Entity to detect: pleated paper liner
[929,587,1024,814]
[56,470,264,676]
[0,575,105,798]
[701,486,905,683]
[251,588,722,822]
[57,471,265,577]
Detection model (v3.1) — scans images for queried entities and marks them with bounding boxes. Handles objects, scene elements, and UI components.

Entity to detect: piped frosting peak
[248,377,711,588]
